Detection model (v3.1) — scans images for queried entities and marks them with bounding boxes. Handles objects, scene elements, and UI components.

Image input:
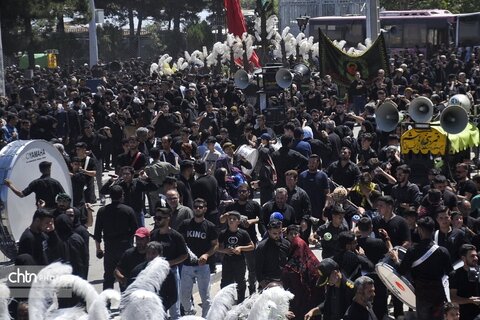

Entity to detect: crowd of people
[2,45,480,320]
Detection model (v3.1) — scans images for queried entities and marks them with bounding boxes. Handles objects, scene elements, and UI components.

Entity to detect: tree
[379,0,477,13]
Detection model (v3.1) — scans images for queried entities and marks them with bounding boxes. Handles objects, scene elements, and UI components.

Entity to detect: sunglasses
[194,205,205,209]
[154,216,169,221]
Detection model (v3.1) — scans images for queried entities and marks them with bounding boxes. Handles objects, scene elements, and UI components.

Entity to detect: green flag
[318,29,389,90]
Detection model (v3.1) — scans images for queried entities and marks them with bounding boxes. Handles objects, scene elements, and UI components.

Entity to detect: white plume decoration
[247,287,294,320]
[149,63,158,76]
[0,283,10,320]
[206,284,237,320]
[121,290,165,320]
[28,262,73,320]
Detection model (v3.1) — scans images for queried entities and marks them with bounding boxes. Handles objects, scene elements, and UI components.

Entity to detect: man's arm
[4,179,25,198]
[198,239,218,265]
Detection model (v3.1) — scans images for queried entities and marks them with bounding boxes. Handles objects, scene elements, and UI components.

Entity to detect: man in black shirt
[270,135,309,188]
[114,227,150,292]
[435,207,469,262]
[326,147,361,189]
[343,276,377,320]
[94,185,138,290]
[18,209,54,265]
[312,204,349,259]
[191,160,218,224]
[285,170,312,223]
[391,216,453,320]
[218,211,254,302]
[115,136,148,175]
[456,163,478,201]
[261,188,296,229]
[255,219,290,289]
[178,198,218,317]
[304,258,355,320]
[390,164,422,216]
[150,207,188,319]
[223,183,261,294]
[449,244,480,320]
[5,161,65,209]
[101,166,157,227]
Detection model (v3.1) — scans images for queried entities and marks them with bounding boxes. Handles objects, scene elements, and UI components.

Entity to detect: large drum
[0,140,72,259]
[375,246,416,310]
[235,145,258,176]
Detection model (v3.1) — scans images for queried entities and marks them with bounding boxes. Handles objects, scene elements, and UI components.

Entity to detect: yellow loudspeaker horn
[409,96,434,123]
[375,101,403,132]
[440,106,469,134]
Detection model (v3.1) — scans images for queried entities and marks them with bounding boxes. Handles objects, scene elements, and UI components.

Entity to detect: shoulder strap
[131,152,141,167]
[411,244,439,268]
[434,230,439,244]
[84,156,90,170]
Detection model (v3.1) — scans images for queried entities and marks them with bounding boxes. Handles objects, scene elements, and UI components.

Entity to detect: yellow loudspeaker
[409,96,433,123]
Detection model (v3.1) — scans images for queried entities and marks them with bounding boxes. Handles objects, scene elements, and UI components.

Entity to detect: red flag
[224,0,261,68]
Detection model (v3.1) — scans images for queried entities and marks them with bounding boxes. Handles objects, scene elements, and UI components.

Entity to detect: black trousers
[103,240,132,290]
[221,257,247,302]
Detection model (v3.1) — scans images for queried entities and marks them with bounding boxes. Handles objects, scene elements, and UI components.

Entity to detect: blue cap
[270,212,284,221]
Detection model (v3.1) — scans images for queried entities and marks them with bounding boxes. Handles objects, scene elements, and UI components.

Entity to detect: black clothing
[191,174,218,216]
[344,301,377,320]
[287,186,312,223]
[219,228,252,262]
[178,218,218,266]
[18,228,49,265]
[390,182,422,215]
[435,228,469,262]
[316,221,349,259]
[271,147,308,188]
[22,174,65,208]
[129,260,178,311]
[177,175,194,209]
[116,247,146,288]
[225,200,261,244]
[255,237,290,284]
[449,267,480,320]
[458,180,478,198]
[298,169,329,219]
[372,215,411,247]
[397,239,453,320]
[100,178,157,213]
[261,201,296,229]
[93,201,138,244]
[115,151,148,174]
[326,160,361,189]
[70,171,87,207]
[357,236,388,265]
[321,277,356,320]
[150,228,188,264]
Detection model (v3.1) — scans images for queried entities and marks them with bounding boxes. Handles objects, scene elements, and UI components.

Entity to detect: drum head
[235,145,259,176]
[376,262,416,310]
[0,140,72,259]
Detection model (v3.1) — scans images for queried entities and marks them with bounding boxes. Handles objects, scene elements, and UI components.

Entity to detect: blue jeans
[168,266,181,319]
[180,264,211,317]
[135,210,145,227]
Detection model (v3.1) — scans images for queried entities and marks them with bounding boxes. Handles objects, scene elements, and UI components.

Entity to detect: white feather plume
[206,284,237,320]
[120,290,165,320]
[365,38,372,48]
[121,257,170,312]
[311,42,319,58]
[247,287,294,320]
[149,63,158,76]
[178,316,205,320]
[0,283,10,320]
[225,292,259,320]
[281,26,290,39]
[296,32,305,43]
[87,289,121,320]
[28,262,73,320]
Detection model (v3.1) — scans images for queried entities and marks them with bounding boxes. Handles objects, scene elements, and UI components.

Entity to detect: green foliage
[185,21,214,51]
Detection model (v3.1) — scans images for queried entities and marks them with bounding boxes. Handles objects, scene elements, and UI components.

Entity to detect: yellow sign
[401,127,447,155]
[47,53,57,69]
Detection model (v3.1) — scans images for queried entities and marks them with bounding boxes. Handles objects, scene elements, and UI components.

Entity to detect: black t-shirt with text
[178,218,218,266]
[150,228,188,263]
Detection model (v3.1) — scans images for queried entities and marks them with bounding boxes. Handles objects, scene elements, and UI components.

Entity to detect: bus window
[427,29,438,46]
[403,24,427,47]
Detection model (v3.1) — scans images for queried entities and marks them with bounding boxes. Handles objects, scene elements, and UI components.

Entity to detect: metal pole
[365,0,380,40]
[89,0,99,68]
[0,16,5,96]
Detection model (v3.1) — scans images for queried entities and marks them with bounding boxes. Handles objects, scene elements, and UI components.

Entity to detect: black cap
[226,211,241,219]
[317,258,339,286]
